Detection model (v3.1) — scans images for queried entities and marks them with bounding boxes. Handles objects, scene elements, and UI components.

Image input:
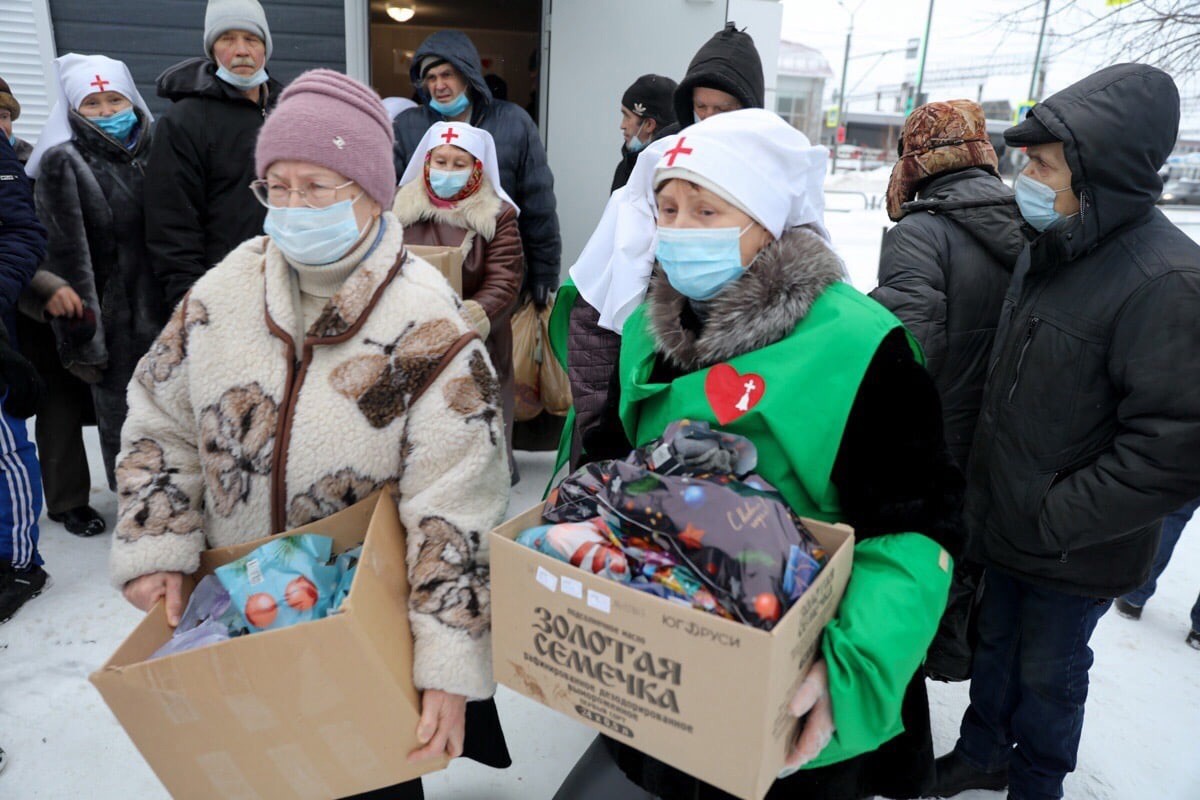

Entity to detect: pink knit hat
[256,69,396,208]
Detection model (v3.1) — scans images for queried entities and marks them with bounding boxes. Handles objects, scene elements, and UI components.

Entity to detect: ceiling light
[386,3,415,22]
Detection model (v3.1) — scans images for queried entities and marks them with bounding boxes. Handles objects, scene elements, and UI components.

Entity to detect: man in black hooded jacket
[143,0,282,311]
[391,31,560,306]
[666,22,765,134]
[934,64,1200,800]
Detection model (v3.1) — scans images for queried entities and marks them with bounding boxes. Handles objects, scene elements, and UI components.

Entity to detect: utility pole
[832,25,852,173]
[910,0,935,115]
[1029,0,1051,101]
[831,0,864,174]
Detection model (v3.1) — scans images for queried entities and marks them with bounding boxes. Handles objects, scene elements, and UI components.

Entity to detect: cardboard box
[406,244,464,296]
[90,490,447,799]
[491,505,854,800]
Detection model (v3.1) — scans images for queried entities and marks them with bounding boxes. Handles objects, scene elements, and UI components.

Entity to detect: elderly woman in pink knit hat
[111,69,511,797]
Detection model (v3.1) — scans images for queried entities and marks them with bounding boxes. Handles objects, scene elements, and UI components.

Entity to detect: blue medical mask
[7,134,15,148]
[626,120,649,154]
[1014,172,1073,232]
[428,168,472,199]
[655,224,753,301]
[91,108,138,142]
[430,91,470,118]
[263,195,364,266]
[216,64,270,90]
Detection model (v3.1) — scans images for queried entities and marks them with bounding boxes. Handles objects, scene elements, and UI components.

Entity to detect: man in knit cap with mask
[143,0,283,312]
[612,74,678,192]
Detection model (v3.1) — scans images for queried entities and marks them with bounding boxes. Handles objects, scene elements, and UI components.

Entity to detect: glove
[462,300,491,339]
[0,336,46,419]
[531,280,556,310]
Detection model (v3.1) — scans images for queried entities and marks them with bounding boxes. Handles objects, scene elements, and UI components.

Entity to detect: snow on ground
[4,195,1200,799]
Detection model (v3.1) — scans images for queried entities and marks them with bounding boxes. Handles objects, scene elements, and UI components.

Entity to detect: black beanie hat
[622,74,679,127]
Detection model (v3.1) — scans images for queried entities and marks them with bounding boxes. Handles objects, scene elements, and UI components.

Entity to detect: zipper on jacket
[270,345,310,533]
[1007,317,1041,402]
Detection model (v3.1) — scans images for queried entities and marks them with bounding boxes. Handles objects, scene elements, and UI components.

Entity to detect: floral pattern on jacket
[111,213,509,699]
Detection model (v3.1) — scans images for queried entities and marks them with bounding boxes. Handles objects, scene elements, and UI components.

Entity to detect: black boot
[932,751,1009,797]
[48,505,106,537]
[0,564,50,623]
[1114,598,1143,620]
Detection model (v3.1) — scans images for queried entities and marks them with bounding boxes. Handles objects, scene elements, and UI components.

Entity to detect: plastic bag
[512,300,543,422]
[517,521,631,582]
[536,298,572,416]
[512,297,573,421]
[542,420,826,629]
[215,534,341,632]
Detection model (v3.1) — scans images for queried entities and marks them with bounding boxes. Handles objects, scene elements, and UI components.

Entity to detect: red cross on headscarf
[664,137,694,166]
[440,127,459,145]
[90,75,111,92]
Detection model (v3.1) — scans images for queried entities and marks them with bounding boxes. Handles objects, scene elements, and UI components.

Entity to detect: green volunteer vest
[558,280,952,769]
[617,282,915,522]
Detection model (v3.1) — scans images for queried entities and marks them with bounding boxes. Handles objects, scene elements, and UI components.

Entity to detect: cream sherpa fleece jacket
[109,213,509,699]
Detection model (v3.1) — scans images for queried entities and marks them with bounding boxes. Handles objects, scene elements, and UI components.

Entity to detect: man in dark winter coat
[0,135,49,624]
[392,31,561,306]
[671,22,765,129]
[612,74,678,192]
[871,99,1030,682]
[935,64,1200,800]
[144,0,282,310]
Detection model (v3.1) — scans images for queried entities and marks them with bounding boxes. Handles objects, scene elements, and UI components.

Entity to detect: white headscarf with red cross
[397,121,518,214]
[26,53,153,178]
[571,108,830,333]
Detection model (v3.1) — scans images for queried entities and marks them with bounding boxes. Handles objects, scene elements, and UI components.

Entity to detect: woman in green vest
[553,109,963,800]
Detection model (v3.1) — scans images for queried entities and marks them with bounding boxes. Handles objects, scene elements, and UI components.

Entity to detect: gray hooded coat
[391,32,560,292]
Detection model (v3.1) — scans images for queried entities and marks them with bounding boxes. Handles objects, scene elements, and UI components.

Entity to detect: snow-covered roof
[778,40,834,79]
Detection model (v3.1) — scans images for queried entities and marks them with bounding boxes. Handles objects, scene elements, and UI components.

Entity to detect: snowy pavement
[3,198,1199,799]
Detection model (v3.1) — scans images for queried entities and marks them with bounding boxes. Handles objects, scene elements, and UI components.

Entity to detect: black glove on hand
[531,277,557,310]
[0,336,45,419]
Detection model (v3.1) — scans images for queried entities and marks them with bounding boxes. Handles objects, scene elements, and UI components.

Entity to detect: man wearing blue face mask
[934,64,1200,800]
[392,31,561,310]
[612,75,678,192]
[144,0,282,313]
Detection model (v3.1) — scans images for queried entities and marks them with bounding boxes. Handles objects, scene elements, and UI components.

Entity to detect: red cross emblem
[90,74,110,92]
[664,137,693,166]
[440,127,459,145]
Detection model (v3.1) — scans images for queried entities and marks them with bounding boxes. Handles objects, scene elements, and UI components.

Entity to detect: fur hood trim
[393,177,504,241]
[648,226,846,371]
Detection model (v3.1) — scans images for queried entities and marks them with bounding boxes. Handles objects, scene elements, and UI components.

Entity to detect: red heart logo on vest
[704,363,766,425]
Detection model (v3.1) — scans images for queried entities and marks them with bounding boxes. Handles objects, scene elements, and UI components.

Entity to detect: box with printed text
[490,504,855,800]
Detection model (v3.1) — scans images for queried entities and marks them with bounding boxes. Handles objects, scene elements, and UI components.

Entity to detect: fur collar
[648,226,846,372]
[393,177,504,241]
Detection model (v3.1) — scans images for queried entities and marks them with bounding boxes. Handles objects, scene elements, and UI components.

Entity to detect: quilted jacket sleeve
[870,221,948,378]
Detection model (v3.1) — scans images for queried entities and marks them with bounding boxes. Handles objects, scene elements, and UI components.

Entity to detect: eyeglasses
[249,178,357,209]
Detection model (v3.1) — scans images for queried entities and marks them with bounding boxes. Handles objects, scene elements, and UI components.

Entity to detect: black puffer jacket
[144,58,282,311]
[672,22,765,126]
[871,167,1028,468]
[968,64,1200,598]
[392,31,560,291]
[35,109,165,481]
